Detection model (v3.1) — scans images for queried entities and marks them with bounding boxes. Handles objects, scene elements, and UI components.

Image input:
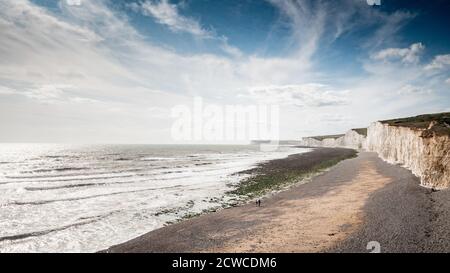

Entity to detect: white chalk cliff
[366,121,450,189]
[300,129,367,150]
[299,113,450,188]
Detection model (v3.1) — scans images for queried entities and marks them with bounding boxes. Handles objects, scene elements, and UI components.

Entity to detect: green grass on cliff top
[310,134,345,141]
[381,112,450,137]
[352,128,368,136]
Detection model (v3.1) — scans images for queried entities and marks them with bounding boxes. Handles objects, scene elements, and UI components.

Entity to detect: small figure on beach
[256,199,261,207]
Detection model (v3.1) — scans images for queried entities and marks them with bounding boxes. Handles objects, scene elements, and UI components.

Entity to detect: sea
[0,143,308,252]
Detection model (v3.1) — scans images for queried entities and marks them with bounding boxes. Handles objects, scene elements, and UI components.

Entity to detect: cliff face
[300,137,323,147]
[300,129,366,150]
[366,121,450,189]
[340,130,367,149]
[300,112,450,188]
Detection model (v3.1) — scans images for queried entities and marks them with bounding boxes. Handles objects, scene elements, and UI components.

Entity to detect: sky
[0,0,449,143]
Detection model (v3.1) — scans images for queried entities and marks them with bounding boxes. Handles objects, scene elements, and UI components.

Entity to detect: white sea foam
[0,144,308,252]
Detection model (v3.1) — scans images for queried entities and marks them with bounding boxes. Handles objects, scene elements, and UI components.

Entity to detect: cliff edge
[366,113,450,189]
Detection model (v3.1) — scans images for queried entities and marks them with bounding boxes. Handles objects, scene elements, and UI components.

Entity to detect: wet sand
[104,150,450,253]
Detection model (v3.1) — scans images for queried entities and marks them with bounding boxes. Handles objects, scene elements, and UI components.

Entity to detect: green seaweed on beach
[230,149,358,198]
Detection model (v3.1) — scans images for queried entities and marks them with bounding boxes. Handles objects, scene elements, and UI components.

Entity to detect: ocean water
[0,143,308,252]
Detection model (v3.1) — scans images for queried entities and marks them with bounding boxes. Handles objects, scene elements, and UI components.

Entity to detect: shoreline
[0,144,308,253]
[104,149,450,253]
[102,149,450,253]
[102,147,361,253]
[229,147,357,198]
[138,146,332,228]
[171,147,358,227]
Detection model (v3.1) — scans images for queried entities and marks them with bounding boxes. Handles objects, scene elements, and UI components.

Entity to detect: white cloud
[424,54,450,70]
[320,114,352,123]
[133,0,211,37]
[70,96,100,104]
[0,86,17,95]
[371,42,425,63]
[0,0,446,143]
[17,84,102,104]
[23,84,68,102]
[146,106,171,119]
[247,84,348,107]
[397,84,432,95]
[446,78,450,85]
[220,41,243,58]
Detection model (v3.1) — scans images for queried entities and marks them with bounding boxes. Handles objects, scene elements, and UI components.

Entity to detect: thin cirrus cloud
[397,84,432,95]
[129,0,212,38]
[23,84,101,104]
[128,0,243,57]
[246,84,348,107]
